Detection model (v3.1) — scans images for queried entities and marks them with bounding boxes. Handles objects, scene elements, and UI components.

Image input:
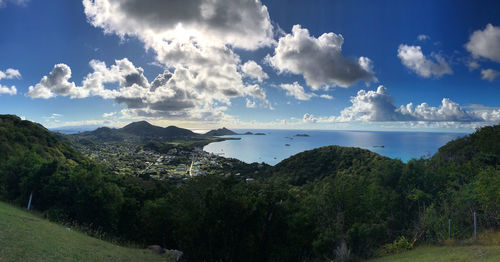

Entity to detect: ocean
[203,129,467,165]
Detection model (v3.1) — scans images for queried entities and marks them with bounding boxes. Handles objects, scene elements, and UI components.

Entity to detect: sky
[1,0,500,132]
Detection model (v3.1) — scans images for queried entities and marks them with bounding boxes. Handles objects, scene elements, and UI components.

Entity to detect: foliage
[381,236,413,255]
[2,114,500,261]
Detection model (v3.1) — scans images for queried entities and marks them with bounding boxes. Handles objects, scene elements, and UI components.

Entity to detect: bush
[381,236,413,255]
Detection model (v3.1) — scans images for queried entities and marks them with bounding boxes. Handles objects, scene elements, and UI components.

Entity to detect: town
[72,139,264,184]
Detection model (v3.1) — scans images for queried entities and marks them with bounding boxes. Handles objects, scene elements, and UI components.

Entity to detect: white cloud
[241,60,268,82]
[266,24,376,90]
[0,68,21,95]
[28,58,271,121]
[397,44,452,78]
[338,86,404,121]
[303,86,500,125]
[83,0,274,50]
[417,34,430,41]
[102,112,116,117]
[27,64,86,99]
[320,94,333,100]
[279,82,316,101]
[466,24,500,63]
[43,113,63,124]
[481,68,500,82]
[0,68,21,80]
[0,85,16,95]
[80,0,274,121]
[303,113,317,123]
[245,98,256,108]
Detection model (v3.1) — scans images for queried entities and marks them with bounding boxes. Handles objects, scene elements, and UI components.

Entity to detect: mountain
[204,127,238,136]
[0,114,85,163]
[75,121,201,142]
[121,121,165,137]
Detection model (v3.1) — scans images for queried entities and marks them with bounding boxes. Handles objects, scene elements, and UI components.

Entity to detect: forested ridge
[1,114,500,261]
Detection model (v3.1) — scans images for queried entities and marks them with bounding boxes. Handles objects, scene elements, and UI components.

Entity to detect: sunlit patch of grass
[0,201,167,262]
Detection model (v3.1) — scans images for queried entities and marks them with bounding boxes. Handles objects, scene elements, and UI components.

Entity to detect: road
[189,155,195,177]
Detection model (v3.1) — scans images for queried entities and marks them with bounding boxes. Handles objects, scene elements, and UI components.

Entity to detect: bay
[203,129,467,165]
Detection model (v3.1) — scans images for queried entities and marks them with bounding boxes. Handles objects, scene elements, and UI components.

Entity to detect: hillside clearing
[0,201,167,262]
[373,242,500,261]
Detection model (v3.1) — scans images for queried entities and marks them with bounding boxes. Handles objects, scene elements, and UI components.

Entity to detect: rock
[163,249,184,262]
[147,245,164,254]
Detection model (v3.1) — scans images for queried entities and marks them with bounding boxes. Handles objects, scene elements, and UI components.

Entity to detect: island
[254,132,266,135]
[242,131,253,135]
[204,127,238,136]
[295,133,309,137]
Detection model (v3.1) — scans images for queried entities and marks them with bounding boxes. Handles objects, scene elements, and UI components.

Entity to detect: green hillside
[372,244,500,262]
[2,113,500,261]
[0,201,165,262]
[0,115,85,163]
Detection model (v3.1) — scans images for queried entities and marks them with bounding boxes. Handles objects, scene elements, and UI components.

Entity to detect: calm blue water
[203,130,467,165]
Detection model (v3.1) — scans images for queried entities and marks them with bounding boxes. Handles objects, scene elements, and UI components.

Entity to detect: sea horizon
[204,129,468,165]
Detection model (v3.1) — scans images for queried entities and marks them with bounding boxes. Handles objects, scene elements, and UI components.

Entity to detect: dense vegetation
[1,114,500,261]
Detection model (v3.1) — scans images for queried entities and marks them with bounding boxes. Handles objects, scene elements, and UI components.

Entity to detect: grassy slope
[0,201,166,262]
[373,232,500,262]
[372,245,500,262]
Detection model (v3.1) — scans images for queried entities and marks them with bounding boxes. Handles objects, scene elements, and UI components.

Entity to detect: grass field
[372,234,500,262]
[0,201,167,262]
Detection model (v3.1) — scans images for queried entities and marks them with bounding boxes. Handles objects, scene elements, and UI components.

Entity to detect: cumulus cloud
[466,24,500,63]
[338,86,405,121]
[27,64,85,99]
[397,44,452,78]
[339,86,479,122]
[27,58,271,121]
[0,85,17,95]
[481,68,500,82]
[83,0,274,50]
[304,86,500,124]
[241,60,268,82]
[320,94,333,100]
[266,25,376,90]
[0,68,21,95]
[279,82,316,101]
[80,0,274,121]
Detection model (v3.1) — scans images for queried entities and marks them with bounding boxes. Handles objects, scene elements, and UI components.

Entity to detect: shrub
[381,236,413,255]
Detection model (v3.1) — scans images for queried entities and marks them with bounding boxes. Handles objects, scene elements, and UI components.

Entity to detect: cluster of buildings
[76,141,225,181]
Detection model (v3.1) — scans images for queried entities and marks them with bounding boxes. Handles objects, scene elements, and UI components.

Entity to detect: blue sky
[1,0,500,132]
